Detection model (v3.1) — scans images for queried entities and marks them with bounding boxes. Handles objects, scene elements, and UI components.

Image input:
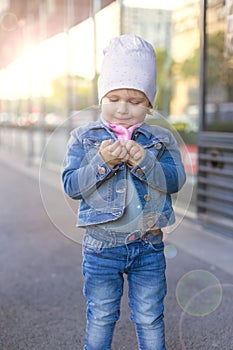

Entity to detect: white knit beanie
[98,34,156,107]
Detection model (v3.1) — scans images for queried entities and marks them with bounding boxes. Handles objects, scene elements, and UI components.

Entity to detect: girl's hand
[124,140,145,166]
[99,140,129,168]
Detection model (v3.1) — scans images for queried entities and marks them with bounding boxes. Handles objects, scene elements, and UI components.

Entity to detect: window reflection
[205,0,233,131]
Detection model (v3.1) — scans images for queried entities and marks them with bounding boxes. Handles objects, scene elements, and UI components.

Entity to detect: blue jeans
[82,234,167,350]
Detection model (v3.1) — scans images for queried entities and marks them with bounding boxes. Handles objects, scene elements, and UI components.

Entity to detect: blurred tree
[154,49,174,115]
[179,31,233,101]
[46,75,93,117]
[206,31,233,100]
[46,77,67,116]
[180,48,199,78]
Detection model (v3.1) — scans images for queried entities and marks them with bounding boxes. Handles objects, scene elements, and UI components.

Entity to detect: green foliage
[46,77,67,116]
[180,48,199,78]
[154,49,174,114]
[46,75,93,117]
[206,31,233,98]
[146,117,197,145]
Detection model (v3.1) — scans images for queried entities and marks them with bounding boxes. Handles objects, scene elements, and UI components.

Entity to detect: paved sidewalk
[1,150,233,350]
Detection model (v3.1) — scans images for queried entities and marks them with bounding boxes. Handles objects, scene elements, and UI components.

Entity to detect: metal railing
[197,131,233,236]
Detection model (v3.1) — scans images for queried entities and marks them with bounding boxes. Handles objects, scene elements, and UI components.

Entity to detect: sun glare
[0,2,120,100]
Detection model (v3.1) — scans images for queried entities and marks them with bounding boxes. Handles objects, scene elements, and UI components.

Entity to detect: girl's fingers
[112,146,123,157]
[133,150,144,160]
[124,140,134,151]
[108,140,120,152]
[101,139,144,164]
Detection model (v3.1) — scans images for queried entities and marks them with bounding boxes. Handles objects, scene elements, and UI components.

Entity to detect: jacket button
[98,166,106,175]
[144,194,151,201]
[147,220,154,228]
[136,168,143,175]
[155,142,162,150]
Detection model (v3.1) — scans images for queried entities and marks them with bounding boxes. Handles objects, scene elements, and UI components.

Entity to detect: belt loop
[110,231,117,246]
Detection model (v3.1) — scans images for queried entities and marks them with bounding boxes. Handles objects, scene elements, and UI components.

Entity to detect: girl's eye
[129,100,140,105]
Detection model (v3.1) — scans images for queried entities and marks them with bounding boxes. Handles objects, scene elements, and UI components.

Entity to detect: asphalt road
[0,162,233,350]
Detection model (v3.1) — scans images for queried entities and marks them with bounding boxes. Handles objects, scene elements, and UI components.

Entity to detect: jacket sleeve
[62,132,116,200]
[130,132,186,194]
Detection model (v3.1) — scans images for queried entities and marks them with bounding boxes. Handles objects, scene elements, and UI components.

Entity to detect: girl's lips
[111,116,132,124]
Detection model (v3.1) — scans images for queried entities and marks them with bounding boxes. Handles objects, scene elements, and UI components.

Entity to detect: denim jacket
[62,119,186,230]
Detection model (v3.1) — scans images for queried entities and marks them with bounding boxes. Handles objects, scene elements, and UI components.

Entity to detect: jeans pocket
[142,231,164,252]
[148,241,164,252]
[142,237,164,252]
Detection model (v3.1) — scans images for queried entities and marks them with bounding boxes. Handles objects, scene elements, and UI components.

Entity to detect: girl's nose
[117,102,128,114]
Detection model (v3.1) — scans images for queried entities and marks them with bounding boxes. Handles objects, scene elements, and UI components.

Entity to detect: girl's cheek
[102,103,115,117]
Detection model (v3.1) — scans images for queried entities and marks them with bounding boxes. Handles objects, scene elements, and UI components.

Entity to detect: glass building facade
[197,0,233,236]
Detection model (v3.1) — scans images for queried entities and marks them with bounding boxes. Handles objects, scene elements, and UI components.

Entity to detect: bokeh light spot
[176,269,222,316]
[164,244,177,259]
[0,12,18,31]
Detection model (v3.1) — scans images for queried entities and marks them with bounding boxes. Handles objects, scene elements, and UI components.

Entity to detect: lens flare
[176,269,222,316]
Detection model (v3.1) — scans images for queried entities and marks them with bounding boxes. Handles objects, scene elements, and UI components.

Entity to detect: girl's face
[101,89,150,128]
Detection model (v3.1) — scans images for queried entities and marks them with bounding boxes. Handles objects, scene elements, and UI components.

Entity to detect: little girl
[62,34,186,350]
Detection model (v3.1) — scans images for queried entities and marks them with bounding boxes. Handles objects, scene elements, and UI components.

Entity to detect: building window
[205,0,233,131]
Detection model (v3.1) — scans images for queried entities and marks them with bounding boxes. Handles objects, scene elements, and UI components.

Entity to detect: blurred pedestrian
[62,34,186,350]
